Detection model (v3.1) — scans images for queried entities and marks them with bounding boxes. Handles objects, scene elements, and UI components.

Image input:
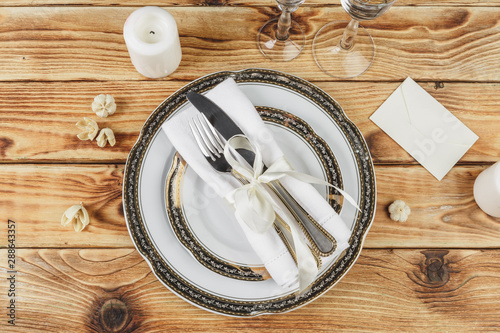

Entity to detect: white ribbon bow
[223,135,359,291]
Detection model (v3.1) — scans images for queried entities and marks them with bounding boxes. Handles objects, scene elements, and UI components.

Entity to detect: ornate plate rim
[123,68,377,317]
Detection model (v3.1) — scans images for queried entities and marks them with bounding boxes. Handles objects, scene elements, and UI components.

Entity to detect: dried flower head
[61,203,89,232]
[76,117,99,141]
[92,94,116,118]
[96,128,116,147]
[388,200,411,222]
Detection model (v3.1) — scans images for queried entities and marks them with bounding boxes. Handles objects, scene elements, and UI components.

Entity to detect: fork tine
[189,119,215,161]
[194,114,222,159]
[199,113,226,154]
[197,114,224,155]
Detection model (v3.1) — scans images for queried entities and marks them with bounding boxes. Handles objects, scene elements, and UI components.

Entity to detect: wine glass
[313,0,396,78]
[257,0,306,62]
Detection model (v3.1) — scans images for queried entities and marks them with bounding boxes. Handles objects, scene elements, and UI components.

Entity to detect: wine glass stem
[276,10,292,41]
[340,19,359,50]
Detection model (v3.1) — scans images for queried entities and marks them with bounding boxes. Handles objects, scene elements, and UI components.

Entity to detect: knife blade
[186,91,336,256]
[187,92,244,139]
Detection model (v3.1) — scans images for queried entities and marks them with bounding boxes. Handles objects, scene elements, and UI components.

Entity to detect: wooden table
[1,0,500,331]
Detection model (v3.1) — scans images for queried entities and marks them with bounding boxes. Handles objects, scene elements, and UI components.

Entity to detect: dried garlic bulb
[92,94,116,118]
[76,117,99,141]
[388,200,411,222]
[96,128,116,147]
[61,203,89,232]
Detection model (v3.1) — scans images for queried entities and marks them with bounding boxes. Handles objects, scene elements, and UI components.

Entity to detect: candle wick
[150,31,155,35]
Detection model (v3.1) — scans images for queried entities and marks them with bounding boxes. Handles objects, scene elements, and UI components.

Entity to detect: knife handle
[268,180,337,256]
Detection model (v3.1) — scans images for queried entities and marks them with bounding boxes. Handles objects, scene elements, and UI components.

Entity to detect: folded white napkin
[162,78,351,289]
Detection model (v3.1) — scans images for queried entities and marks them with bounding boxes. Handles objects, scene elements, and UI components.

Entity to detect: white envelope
[370,77,478,181]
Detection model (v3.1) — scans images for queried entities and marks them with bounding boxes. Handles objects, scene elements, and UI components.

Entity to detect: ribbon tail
[258,181,319,291]
[278,170,361,212]
[330,185,361,212]
[260,155,360,212]
[278,211,318,292]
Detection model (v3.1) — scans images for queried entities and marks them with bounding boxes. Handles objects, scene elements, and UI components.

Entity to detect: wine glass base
[313,20,375,79]
[257,18,305,62]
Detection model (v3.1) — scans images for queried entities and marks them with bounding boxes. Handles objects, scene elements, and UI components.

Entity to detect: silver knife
[186,91,336,256]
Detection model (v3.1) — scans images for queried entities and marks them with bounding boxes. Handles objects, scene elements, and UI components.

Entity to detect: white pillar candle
[474,161,500,217]
[123,6,182,79]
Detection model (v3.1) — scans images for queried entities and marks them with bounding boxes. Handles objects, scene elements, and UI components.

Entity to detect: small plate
[165,106,343,281]
[123,68,376,317]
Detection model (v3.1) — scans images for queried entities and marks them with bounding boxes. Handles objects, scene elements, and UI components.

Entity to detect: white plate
[166,106,343,280]
[123,69,376,317]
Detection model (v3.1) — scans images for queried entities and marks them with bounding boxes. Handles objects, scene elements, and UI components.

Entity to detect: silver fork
[189,112,336,257]
[188,113,305,262]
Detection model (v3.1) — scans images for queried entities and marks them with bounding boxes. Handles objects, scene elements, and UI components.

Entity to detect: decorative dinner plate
[123,68,376,317]
[165,106,343,281]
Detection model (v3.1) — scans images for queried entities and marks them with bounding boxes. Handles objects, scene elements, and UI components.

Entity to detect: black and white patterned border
[123,69,376,316]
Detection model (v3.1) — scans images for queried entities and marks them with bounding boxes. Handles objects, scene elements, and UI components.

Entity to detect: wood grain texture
[0,6,499,82]
[370,165,500,249]
[0,81,173,163]
[2,0,500,7]
[1,1,499,330]
[0,164,132,248]
[0,81,499,163]
[1,248,500,332]
[1,164,499,249]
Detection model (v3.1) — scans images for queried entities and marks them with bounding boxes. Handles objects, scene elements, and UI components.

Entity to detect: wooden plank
[328,81,500,164]
[370,164,500,249]
[0,6,499,82]
[0,164,133,248]
[2,0,500,7]
[1,248,499,331]
[0,81,498,164]
[0,81,174,163]
[1,164,500,249]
